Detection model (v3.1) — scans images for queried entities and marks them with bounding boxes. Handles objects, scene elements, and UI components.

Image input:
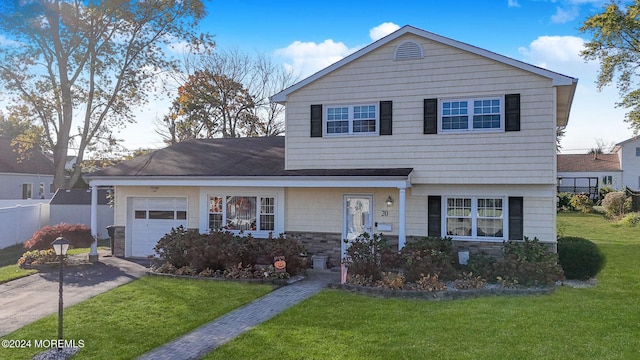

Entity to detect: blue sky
[124,0,631,153]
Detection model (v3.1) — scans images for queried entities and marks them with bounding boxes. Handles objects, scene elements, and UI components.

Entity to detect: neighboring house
[49,188,114,239]
[84,25,577,265]
[0,135,55,200]
[612,136,640,190]
[557,153,622,199]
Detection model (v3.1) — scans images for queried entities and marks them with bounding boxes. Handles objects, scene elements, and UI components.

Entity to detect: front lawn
[0,277,273,360]
[205,213,640,359]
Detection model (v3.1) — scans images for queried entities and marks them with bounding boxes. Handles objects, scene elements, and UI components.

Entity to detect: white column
[89,184,99,262]
[398,187,406,250]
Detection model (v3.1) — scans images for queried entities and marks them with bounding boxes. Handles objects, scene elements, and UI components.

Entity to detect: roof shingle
[86,137,412,178]
[557,154,620,172]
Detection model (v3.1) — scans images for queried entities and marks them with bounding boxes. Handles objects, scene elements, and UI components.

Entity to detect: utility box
[311,255,328,270]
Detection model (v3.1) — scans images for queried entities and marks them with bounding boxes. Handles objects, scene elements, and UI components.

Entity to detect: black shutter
[380,101,392,135]
[310,104,322,137]
[505,94,520,132]
[424,98,437,134]
[508,197,524,240]
[427,196,442,237]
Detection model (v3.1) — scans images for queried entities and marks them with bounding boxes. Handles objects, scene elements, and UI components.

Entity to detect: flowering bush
[18,249,59,268]
[24,223,93,250]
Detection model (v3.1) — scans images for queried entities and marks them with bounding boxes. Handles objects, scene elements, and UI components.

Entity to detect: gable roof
[270,25,577,126]
[0,136,54,175]
[557,154,621,172]
[84,136,412,180]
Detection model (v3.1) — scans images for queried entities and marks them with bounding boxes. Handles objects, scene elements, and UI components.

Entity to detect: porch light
[386,196,394,207]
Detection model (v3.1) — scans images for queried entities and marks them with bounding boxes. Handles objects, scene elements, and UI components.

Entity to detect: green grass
[0,244,26,267]
[0,264,36,284]
[0,277,273,359]
[204,212,640,360]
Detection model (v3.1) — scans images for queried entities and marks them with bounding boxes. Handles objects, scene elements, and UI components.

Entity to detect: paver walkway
[137,270,338,360]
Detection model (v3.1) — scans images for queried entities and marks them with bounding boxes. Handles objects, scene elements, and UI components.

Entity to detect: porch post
[89,184,99,262]
[398,187,406,250]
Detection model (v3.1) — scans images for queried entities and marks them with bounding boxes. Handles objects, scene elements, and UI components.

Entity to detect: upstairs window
[441,97,503,132]
[325,104,378,136]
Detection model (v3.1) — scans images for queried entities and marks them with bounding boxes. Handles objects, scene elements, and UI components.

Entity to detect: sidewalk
[0,250,148,337]
[137,270,338,360]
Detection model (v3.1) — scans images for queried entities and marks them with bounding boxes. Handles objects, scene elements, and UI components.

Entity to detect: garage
[128,197,187,257]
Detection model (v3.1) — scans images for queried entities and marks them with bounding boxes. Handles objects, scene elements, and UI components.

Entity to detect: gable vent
[394,41,424,61]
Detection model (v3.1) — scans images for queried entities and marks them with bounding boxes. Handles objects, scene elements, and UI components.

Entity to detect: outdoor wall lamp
[51,237,69,350]
[386,196,394,207]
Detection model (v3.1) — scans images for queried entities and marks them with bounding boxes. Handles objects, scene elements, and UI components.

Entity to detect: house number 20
[381,210,389,217]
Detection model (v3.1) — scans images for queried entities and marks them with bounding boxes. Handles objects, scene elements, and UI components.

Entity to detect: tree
[587,138,614,154]
[0,0,213,190]
[156,49,296,144]
[0,107,47,155]
[581,1,640,131]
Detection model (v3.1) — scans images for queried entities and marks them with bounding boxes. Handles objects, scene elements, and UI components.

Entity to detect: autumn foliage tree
[0,0,213,190]
[157,49,296,144]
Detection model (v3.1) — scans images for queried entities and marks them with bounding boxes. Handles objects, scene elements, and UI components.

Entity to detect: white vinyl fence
[0,202,49,249]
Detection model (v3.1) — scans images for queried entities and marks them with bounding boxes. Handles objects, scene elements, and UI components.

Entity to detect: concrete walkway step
[137,270,338,360]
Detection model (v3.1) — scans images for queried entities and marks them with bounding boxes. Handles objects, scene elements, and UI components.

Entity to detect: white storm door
[342,195,374,257]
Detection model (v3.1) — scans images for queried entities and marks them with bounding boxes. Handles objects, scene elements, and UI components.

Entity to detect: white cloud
[551,6,581,23]
[519,35,632,152]
[508,0,520,8]
[369,22,400,41]
[0,35,20,47]
[274,39,359,79]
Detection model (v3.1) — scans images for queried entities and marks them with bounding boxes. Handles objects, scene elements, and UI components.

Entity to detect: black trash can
[106,225,115,255]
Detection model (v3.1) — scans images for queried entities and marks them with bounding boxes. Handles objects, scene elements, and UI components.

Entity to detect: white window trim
[205,192,279,238]
[442,196,508,242]
[439,96,504,133]
[323,103,379,137]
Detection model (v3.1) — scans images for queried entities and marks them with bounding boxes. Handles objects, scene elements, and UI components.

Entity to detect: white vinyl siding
[283,34,557,185]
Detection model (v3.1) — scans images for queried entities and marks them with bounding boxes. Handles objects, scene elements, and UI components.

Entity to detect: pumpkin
[274,257,286,271]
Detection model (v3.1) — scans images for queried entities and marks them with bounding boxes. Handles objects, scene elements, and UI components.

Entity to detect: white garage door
[130,197,187,257]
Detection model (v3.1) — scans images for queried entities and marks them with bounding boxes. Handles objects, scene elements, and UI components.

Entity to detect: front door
[342,195,373,257]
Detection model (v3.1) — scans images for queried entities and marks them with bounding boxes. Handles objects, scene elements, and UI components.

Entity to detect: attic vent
[394,41,424,61]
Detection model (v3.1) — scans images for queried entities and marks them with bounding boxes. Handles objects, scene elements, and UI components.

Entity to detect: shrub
[414,273,447,292]
[342,233,391,282]
[453,272,487,290]
[18,249,60,268]
[601,191,631,218]
[619,212,640,226]
[154,226,200,269]
[557,192,574,211]
[570,194,593,213]
[466,252,497,279]
[376,272,406,290]
[400,236,456,282]
[491,237,564,287]
[24,223,93,250]
[557,236,606,280]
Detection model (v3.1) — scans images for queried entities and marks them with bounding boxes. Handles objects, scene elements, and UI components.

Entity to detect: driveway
[0,250,149,337]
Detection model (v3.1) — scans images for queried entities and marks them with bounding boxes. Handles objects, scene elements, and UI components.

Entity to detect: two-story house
[84,26,577,265]
[0,135,55,200]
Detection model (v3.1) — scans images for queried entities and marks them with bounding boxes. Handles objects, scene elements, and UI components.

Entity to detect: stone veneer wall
[112,226,125,257]
[285,231,343,268]
[286,232,556,268]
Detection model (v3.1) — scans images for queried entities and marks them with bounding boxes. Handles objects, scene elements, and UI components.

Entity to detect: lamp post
[51,237,69,349]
